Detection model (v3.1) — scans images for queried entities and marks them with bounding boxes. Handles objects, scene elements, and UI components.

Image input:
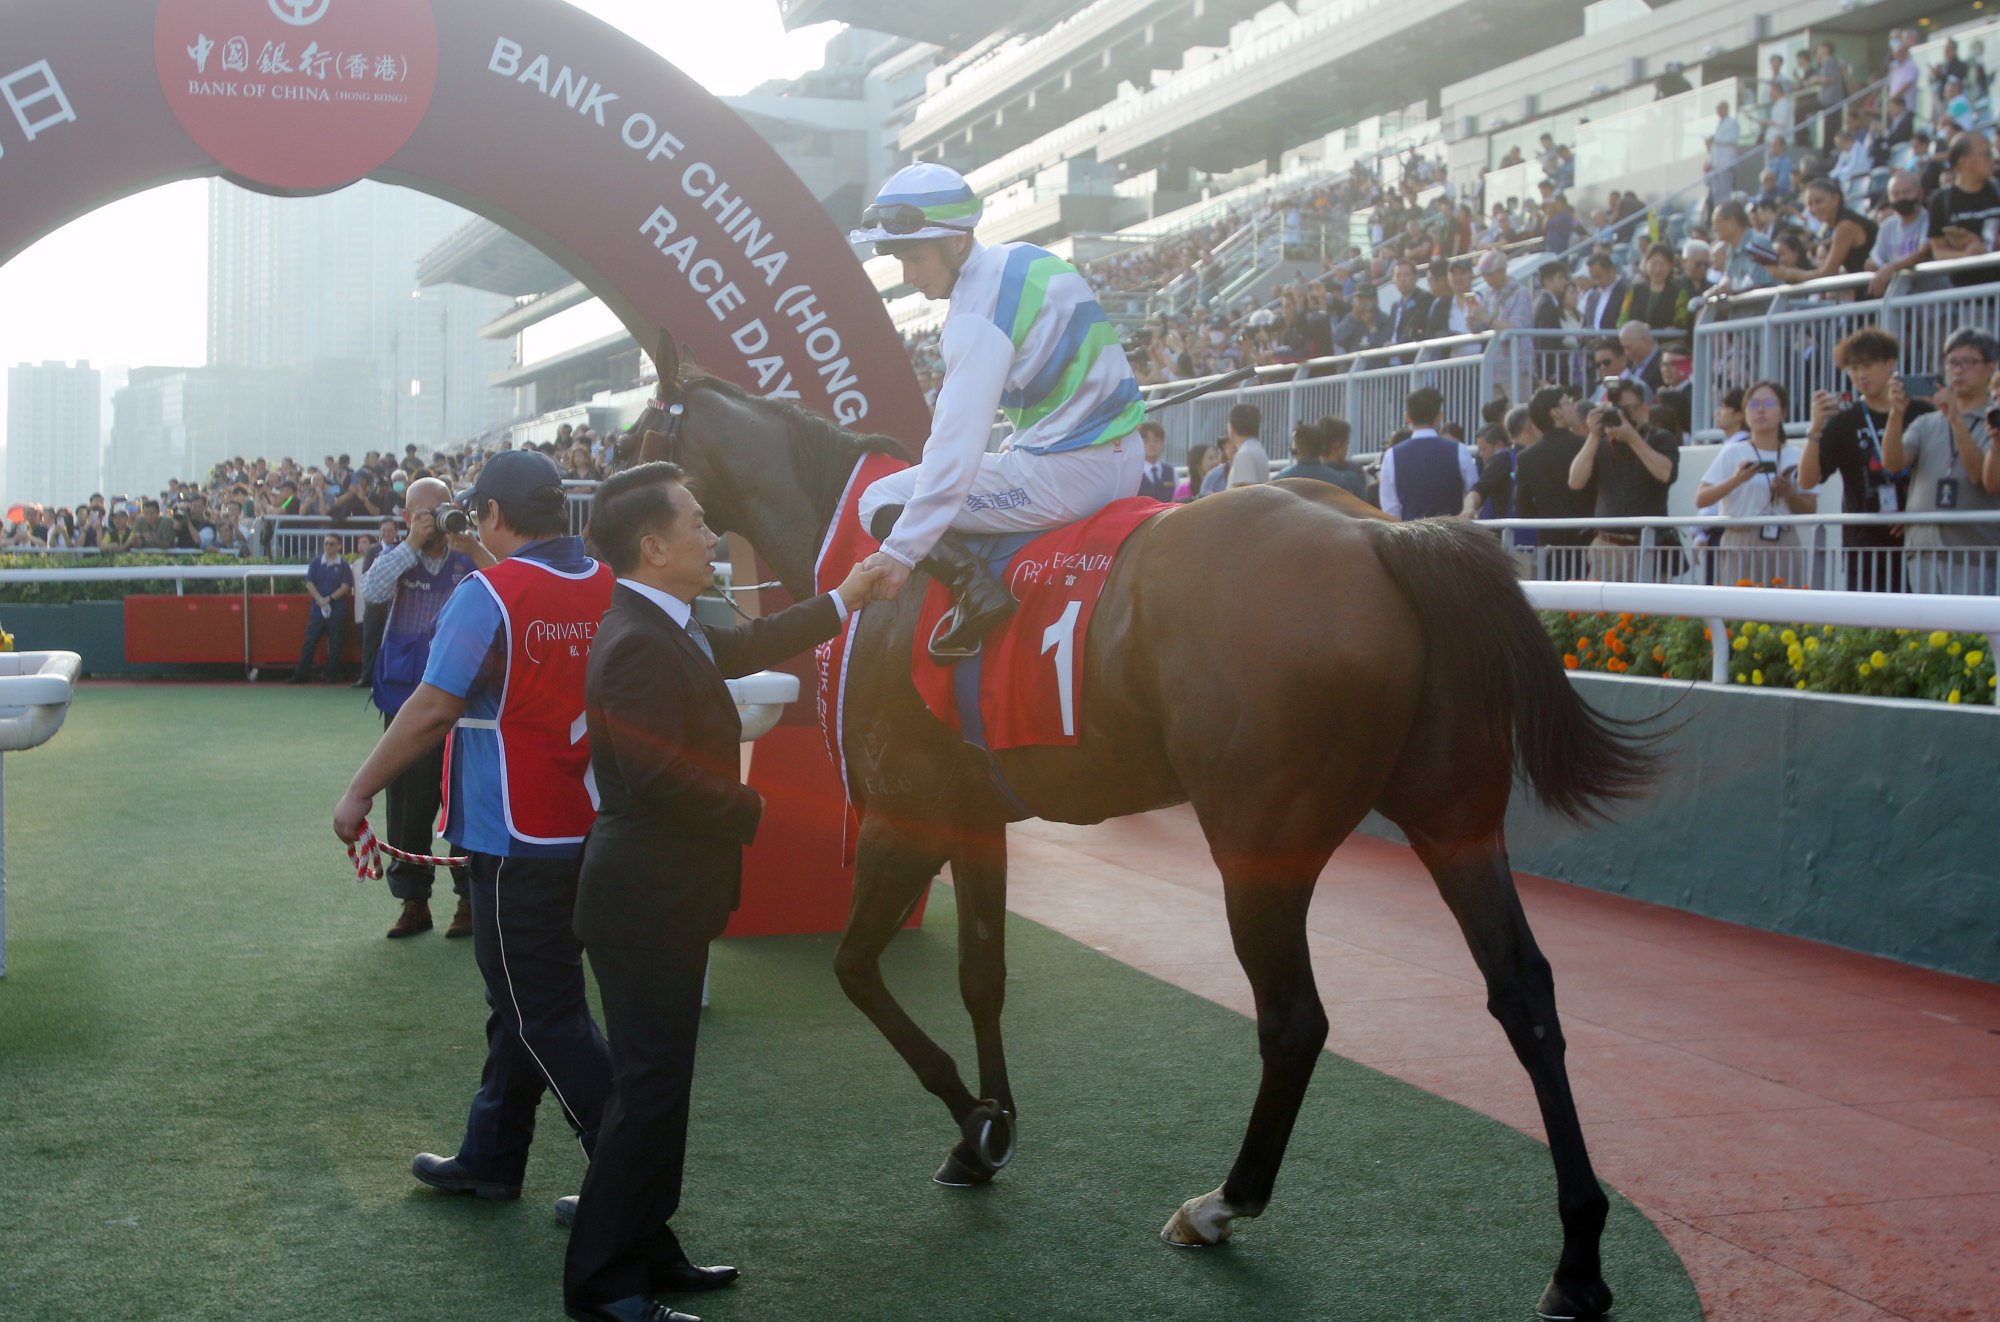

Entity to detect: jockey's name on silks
[950,241,1146,456]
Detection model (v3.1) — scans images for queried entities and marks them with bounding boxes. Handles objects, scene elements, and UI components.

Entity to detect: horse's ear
[636,428,672,466]
[652,330,679,392]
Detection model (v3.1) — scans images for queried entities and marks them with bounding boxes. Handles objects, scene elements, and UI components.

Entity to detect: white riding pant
[859,436,1144,553]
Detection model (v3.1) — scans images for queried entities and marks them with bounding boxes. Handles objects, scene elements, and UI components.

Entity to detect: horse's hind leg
[1162,860,1328,1248]
[947,830,1018,1175]
[1413,833,1612,1322]
[832,816,1001,1185]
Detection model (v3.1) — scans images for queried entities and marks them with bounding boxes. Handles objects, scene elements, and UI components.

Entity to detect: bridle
[641,386,778,618]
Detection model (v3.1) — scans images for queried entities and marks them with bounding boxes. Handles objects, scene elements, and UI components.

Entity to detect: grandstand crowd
[2,425,613,555]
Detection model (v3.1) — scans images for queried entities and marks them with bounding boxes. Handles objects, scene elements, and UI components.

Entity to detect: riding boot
[920,533,1017,662]
[868,504,1016,663]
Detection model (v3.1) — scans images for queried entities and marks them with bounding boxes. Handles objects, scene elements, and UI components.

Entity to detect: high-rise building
[206,180,517,452]
[5,360,101,506]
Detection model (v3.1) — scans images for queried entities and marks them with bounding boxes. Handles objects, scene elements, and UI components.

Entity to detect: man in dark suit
[560,462,881,1322]
[1135,421,1176,501]
[1577,252,1628,333]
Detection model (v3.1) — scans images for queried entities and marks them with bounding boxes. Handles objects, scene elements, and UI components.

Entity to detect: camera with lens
[439,507,474,537]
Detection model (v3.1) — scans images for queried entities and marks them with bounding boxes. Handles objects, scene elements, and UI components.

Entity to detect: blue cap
[459,448,563,509]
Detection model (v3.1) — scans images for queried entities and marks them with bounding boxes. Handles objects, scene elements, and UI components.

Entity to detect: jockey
[851,162,1146,659]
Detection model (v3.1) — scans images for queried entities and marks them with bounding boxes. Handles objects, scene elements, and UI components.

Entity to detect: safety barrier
[256,481,600,561]
[1484,512,2000,598]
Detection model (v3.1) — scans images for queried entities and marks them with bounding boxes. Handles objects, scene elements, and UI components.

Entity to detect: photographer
[1698,381,1818,587]
[170,493,216,550]
[1800,328,1931,592]
[357,479,488,937]
[1882,327,2000,593]
[1571,379,1680,581]
[131,498,176,550]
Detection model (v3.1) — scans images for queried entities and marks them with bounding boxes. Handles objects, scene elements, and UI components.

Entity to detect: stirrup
[927,608,983,662]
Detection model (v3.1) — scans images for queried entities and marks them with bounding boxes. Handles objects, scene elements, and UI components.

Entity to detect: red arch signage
[2,0,927,440]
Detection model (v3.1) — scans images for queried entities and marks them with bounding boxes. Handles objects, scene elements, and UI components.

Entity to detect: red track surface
[1007,807,2000,1322]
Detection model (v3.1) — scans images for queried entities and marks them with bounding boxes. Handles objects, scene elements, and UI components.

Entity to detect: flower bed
[1541,611,1998,706]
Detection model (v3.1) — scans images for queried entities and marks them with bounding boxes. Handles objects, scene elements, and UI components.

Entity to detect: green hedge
[1542,610,1997,706]
[0,554,287,604]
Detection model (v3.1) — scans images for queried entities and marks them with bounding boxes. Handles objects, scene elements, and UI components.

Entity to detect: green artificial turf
[0,685,1701,1320]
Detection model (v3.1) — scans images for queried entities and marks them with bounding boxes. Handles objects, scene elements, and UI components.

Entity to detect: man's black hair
[1528,385,1572,432]
[1228,403,1261,437]
[586,461,689,575]
[1405,387,1443,427]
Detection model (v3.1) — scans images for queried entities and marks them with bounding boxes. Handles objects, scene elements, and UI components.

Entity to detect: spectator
[1277,422,1347,492]
[1863,172,1928,297]
[1619,321,1666,392]
[1801,327,1931,592]
[1176,443,1217,502]
[1382,258,1431,352]
[1577,252,1628,332]
[1224,404,1270,488]
[1424,260,1465,339]
[128,498,172,550]
[1926,132,2000,285]
[1883,327,2000,593]
[1378,387,1478,521]
[1774,178,1878,281]
[1654,352,1694,437]
[1888,30,1920,108]
[1813,42,1849,153]
[1313,418,1371,501]
[1462,414,1526,521]
[355,516,400,688]
[1571,379,1680,581]
[1912,131,1946,194]
[1198,433,1234,498]
[1620,243,1696,332]
[1680,240,1715,295]
[291,532,355,683]
[1136,423,1176,501]
[1514,386,1597,575]
[1542,192,1578,254]
[1707,101,1743,205]
[1696,380,1818,587]
[330,469,385,523]
[1332,287,1385,355]
[101,505,135,551]
[1881,95,1915,158]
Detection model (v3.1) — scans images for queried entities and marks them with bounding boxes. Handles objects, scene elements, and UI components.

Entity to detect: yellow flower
[1823,625,1835,635]
[1732,635,1748,652]
[1969,651,1986,667]
[1752,670,1765,686]
[1805,636,1820,651]
[1949,641,1964,657]
[1949,689,1963,704]
[1859,662,1873,677]
[1781,629,1798,645]
[1733,673,1747,684]
[1907,641,1920,651]
[1870,650,1889,669]
[1788,645,1805,667]
[1930,630,1949,648]
[1796,680,1808,690]
[1758,622,1772,634]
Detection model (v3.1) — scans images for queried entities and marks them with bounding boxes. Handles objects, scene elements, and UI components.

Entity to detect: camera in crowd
[439,506,474,537]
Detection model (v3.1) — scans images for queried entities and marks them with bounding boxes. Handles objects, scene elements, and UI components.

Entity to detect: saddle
[911,497,1172,759]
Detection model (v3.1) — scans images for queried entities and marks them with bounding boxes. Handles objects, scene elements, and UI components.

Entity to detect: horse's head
[632,328,902,597]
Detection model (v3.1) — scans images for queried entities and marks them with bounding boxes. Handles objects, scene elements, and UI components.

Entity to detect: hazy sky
[0,1,837,451]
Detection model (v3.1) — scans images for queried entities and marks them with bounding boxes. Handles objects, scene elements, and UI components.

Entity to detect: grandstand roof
[416,218,570,299]
[777,0,1073,48]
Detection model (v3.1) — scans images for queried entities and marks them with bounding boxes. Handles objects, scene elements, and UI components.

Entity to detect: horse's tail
[1369,519,1656,822]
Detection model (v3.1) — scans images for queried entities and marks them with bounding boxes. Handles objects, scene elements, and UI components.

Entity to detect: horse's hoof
[967,1100,1015,1171]
[1537,1273,1614,1320]
[1159,1186,1239,1247]
[933,1140,995,1188]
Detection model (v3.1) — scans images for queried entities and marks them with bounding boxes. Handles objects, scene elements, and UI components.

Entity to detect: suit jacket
[1137,460,1177,502]
[1580,279,1628,332]
[575,583,842,950]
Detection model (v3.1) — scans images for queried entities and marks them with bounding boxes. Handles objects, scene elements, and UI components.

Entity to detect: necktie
[685,614,715,666]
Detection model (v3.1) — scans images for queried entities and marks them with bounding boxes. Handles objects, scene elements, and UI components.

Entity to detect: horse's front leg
[832,815,998,1184]
[938,829,1017,1184]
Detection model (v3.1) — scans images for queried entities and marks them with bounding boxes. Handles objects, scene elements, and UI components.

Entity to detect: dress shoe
[444,898,473,939]
[564,1296,699,1322]
[409,1152,519,1200]
[386,899,432,938]
[554,1194,578,1227]
[653,1261,738,1293]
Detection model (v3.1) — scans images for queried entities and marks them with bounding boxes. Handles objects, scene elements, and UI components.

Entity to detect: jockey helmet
[848,163,982,246]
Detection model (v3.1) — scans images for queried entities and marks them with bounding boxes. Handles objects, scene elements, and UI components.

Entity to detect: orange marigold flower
[1618,613,1634,626]
[1609,637,1627,655]
[1652,646,1666,662]
[1577,637,1590,649]
[1702,628,1713,641]
[1735,579,1754,587]
[1563,654,1579,670]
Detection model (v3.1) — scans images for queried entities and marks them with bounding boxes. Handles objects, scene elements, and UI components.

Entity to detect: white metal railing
[1522,579,2000,685]
[254,483,599,561]
[1484,512,2000,598]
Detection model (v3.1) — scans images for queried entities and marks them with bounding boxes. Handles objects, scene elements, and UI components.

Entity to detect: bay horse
[619,336,1652,1321]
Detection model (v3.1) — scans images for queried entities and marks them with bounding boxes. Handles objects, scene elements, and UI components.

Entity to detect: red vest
[472,554,614,847]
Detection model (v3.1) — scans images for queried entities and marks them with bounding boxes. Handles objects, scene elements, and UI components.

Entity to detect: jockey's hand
[858,551,912,601]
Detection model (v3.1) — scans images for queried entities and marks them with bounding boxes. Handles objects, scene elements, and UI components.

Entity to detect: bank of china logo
[269,0,332,26]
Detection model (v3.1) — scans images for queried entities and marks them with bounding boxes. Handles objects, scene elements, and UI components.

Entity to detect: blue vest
[1394,433,1467,521]
[371,550,477,716]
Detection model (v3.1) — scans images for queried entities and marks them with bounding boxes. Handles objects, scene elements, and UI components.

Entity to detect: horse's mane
[676,367,909,460]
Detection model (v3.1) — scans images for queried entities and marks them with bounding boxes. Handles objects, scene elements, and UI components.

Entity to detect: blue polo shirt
[422,537,593,859]
[304,556,353,601]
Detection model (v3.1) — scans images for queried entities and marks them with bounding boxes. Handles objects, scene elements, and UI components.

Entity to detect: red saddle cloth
[912,498,1172,750]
